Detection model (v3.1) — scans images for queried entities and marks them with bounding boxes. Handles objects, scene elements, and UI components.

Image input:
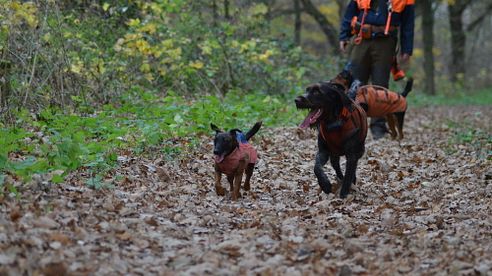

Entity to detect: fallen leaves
[0,106,491,275]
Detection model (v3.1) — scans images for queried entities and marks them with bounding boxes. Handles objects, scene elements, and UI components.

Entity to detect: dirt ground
[1,106,491,275]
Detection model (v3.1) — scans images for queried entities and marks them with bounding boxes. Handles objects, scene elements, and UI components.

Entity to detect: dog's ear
[229,129,239,137]
[339,70,354,87]
[229,129,241,145]
[336,88,352,109]
[210,123,222,133]
[325,83,352,113]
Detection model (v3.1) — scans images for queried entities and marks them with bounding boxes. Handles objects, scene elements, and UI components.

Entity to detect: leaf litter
[0,106,491,275]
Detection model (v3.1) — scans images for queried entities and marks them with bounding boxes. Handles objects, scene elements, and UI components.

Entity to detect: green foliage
[1,1,338,111]
[408,87,492,107]
[0,89,304,186]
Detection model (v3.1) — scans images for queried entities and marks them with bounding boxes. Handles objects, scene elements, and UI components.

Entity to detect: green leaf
[51,174,64,184]
[174,114,184,124]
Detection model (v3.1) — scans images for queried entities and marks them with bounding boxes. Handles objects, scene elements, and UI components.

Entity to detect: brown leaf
[145,217,159,227]
[10,206,22,222]
[157,167,171,182]
[49,233,71,245]
[116,232,132,241]
[40,263,67,276]
[33,216,59,229]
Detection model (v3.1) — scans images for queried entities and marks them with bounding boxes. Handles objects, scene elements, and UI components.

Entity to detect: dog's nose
[213,150,220,155]
[295,96,307,106]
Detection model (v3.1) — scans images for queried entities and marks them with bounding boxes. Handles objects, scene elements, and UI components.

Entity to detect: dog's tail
[245,121,262,140]
[401,77,414,98]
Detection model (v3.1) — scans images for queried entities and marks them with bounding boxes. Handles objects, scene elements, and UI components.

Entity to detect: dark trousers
[349,35,397,138]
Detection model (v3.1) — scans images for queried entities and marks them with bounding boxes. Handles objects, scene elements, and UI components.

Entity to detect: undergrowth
[0,88,304,190]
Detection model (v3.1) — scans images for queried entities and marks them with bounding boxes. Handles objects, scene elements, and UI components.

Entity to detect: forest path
[1,106,491,275]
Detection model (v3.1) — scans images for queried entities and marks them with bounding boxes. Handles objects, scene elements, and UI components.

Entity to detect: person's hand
[399,53,411,64]
[339,41,349,53]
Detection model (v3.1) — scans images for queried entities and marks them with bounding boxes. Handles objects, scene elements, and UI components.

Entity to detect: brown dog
[330,70,413,140]
[352,79,413,140]
[211,122,262,200]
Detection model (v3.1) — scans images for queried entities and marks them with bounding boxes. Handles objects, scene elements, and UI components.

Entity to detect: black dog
[295,82,367,198]
[211,122,262,200]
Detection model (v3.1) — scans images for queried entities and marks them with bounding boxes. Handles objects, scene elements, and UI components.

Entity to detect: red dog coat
[216,143,258,175]
[319,102,367,156]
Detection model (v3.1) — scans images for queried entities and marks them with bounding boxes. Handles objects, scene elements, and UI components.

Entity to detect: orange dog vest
[356,85,407,117]
[319,103,367,156]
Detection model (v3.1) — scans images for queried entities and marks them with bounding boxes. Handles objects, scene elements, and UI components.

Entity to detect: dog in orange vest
[295,82,367,198]
[350,79,413,140]
[331,69,413,140]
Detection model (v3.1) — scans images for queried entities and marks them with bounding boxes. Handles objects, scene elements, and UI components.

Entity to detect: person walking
[339,0,415,139]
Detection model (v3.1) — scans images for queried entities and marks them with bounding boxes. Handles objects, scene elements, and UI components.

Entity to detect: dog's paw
[331,178,342,193]
[319,184,332,195]
[340,188,350,199]
[231,192,241,201]
[216,186,226,196]
[244,183,251,191]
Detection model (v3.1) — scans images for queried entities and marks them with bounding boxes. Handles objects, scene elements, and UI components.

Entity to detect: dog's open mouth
[299,109,322,129]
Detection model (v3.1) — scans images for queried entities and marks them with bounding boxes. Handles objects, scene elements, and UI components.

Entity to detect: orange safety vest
[319,103,367,156]
[355,0,414,13]
[355,85,407,117]
[352,0,415,41]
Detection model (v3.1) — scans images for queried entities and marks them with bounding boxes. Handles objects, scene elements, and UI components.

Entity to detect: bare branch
[300,0,339,54]
[466,3,492,32]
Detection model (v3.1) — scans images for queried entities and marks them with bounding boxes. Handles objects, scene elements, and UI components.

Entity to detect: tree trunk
[421,0,435,95]
[0,60,12,111]
[224,0,230,20]
[294,0,302,46]
[447,0,470,83]
[212,0,218,27]
[300,0,339,55]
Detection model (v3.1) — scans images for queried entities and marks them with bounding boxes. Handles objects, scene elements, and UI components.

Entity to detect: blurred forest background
[0,0,491,185]
[1,0,491,112]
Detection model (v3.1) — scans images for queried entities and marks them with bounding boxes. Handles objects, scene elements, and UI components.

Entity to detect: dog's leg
[330,156,344,181]
[386,114,398,139]
[394,112,406,140]
[330,156,344,194]
[215,166,225,196]
[227,175,234,192]
[340,156,358,198]
[314,139,332,194]
[232,159,247,201]
[244,163,254,191]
